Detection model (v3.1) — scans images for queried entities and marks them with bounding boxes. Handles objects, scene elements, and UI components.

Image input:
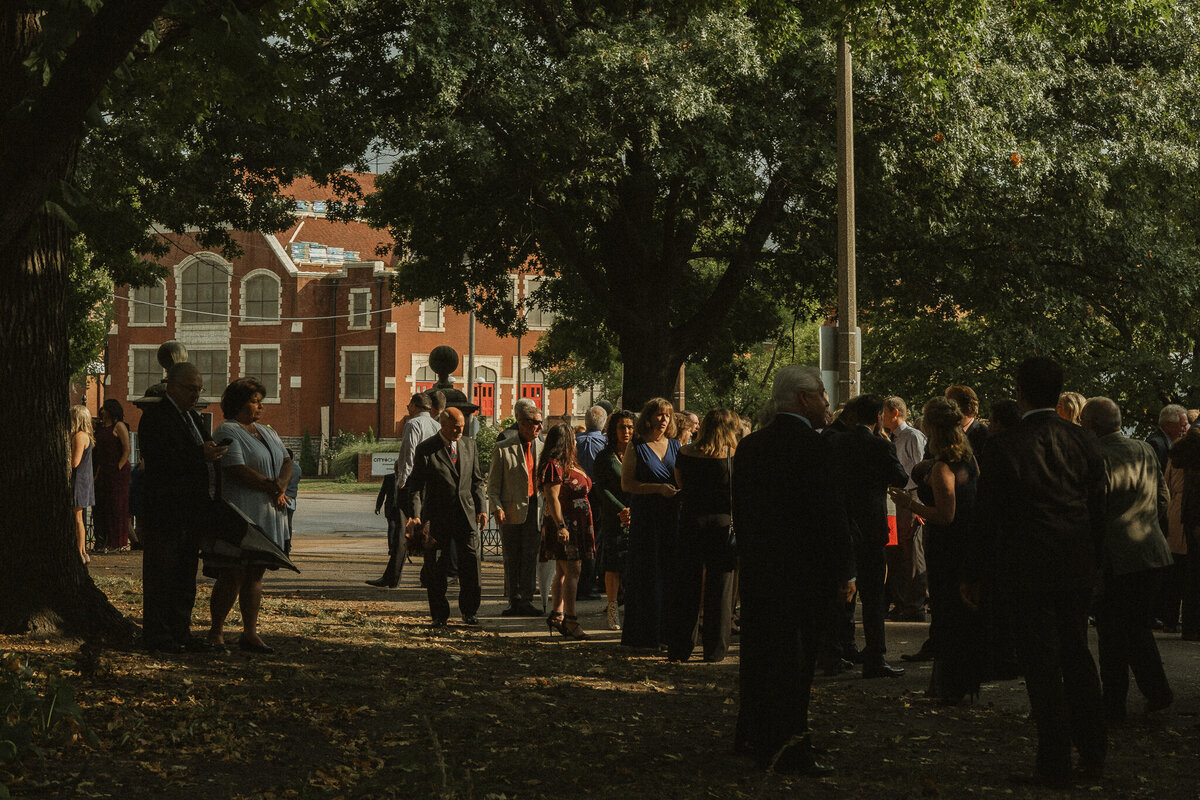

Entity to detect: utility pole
[836,34,859,404]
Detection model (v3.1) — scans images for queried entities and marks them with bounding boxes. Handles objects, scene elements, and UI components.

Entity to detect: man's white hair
[513,398,539,421]
[1159,403,1187,427]
[585,405,607,431]
[771,365,822,410]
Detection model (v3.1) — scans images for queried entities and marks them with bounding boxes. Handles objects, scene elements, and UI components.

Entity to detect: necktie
[523,440,534,497]
[450,442,458,464]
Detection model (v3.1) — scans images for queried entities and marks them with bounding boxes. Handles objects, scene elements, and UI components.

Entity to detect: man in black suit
[966,357,1106,787]
[824,394,909,678]
[138,362,227,653]
[405,408,488,626]
[733,365,854,776]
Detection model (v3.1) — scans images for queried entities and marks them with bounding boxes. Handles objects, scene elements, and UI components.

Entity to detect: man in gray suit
[488,400,545,616]
[1080,397,1175,721]
[405,408,488,625]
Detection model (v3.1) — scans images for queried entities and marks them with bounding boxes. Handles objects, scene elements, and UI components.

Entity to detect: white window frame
[177,254,232,329]
[418,299,445,332]
[128,281,167,327]
[128,346,165,398]
[341,346,378,403]
[188,348,229,404]
[239,345,281,403]
[240,269,282,326]
[349,287,371,330]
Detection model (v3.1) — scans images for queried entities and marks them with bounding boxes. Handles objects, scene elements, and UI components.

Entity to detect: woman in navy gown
[620,398,681,648]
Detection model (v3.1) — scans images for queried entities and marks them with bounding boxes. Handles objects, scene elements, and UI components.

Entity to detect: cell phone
[217,437,233,446]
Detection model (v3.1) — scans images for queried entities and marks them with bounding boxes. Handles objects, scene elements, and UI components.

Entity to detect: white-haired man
[1080,397,1174,722]
[732,364,854,776]
[488,400,546,616]
[1147,403,1188,471]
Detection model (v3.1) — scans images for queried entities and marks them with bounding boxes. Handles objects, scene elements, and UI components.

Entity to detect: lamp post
[836,33,859,404]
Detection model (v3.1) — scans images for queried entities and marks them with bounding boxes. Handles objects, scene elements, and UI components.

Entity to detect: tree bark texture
[0,210,132,639]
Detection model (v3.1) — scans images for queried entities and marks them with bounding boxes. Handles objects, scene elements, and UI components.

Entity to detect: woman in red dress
[538,423,595,641]
[93,399,132,552]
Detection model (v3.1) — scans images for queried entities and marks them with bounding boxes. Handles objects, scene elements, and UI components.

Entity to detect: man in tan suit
[488,399,544,616]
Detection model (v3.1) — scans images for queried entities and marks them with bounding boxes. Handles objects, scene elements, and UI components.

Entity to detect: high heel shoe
[561,615,589,641]
[605,601,621,631]
[546,613,564,637]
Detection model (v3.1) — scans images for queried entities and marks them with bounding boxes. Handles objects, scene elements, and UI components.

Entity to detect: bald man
[405,408,488,626]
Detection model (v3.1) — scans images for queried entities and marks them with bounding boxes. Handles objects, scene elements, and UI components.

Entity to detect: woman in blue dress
[207,377,293,653]
[620,398,681,648]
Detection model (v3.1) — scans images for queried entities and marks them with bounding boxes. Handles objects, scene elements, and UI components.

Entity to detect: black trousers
[1097,568,1171,718]
[1010,588,1106,779]
[830,544,887,661]
[378,513,409,586]
[736,588,822,768]
[425,528,481,623]
[501,508,540,604]
[142,514,202,647]
[1183,531,1200,638]
[666,517,735,662]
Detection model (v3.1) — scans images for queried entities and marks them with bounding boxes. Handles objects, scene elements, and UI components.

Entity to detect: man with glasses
[488,398,545,616]
[138,362,228,653]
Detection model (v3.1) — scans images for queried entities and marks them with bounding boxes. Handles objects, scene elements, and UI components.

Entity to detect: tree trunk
[0,209,133,640]
[618,329,687,412]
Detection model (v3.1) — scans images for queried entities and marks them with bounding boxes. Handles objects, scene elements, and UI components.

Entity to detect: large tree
[0,1,369,637]
[853,2,1200,427]
[330,0,1172,409]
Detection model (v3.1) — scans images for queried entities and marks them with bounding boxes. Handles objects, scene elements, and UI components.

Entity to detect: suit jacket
[733,414,853,609]
[376,473,397,521]
[137,397,214,528]
[971,410,1105,593]
[824,424,908,549]
[1146,428,1171,471]
[487,435,543,525]
[1095,432,1172,576]
[406,434,487,541]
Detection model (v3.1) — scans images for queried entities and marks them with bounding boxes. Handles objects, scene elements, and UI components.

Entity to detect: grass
[297,478,381,494]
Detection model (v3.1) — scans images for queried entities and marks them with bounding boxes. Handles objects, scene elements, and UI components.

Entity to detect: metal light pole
[836,34,859,404]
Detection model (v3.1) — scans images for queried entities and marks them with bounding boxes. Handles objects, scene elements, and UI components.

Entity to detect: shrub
[299,428,318,477]
[0,652,95,781]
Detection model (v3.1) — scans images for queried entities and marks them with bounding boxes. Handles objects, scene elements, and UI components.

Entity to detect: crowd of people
[74,355,1198,784]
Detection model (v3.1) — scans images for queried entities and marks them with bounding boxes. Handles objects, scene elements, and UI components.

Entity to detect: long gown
[620,436,681,648]
[93,423,131,550]
[919,456,982,701]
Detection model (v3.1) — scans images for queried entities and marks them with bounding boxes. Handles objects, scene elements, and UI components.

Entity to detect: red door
[415,382,434,394]
[520,384,543,410]
[474,382,494,418]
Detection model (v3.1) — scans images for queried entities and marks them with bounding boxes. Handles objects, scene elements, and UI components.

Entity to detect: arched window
[180,257,229,324]
[243,273,280,323]
[473,365,498,419]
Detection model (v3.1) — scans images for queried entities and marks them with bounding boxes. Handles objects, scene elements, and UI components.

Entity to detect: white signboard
[371,452,399,476]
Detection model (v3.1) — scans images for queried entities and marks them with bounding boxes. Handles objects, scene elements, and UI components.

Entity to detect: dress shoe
[181,637,217,653]
[1145,689,1174,713]
[771,742,834,777]
[862,661,905,678]
[843,648,864,665]
[822,658,853,677]
[517,602,543,616]
[238,638,275,654]
[365,578,391,588]
[146,641,185,654]
[462,615,480,625]
[900,649,935,663]
[500,605,520,617]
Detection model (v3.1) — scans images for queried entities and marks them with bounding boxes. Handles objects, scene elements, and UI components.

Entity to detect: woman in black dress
[890,397,981,703]
[668,408,741,662]
[595,409,636,631]
[538,423,596,641]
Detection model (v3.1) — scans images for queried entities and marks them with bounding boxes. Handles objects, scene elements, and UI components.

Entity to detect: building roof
[273,173,398,270]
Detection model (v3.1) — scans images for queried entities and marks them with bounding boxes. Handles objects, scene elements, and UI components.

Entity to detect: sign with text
[371,452,399,476]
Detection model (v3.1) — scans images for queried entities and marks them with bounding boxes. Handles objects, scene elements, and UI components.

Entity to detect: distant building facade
[87,175,586,442]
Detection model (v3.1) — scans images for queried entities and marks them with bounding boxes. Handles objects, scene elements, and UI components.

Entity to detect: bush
[328,439,398,478]
[299,428,318,477]
[474,418,505,476]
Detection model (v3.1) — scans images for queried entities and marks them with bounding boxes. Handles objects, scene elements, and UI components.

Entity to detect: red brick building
[92,174,583,443]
